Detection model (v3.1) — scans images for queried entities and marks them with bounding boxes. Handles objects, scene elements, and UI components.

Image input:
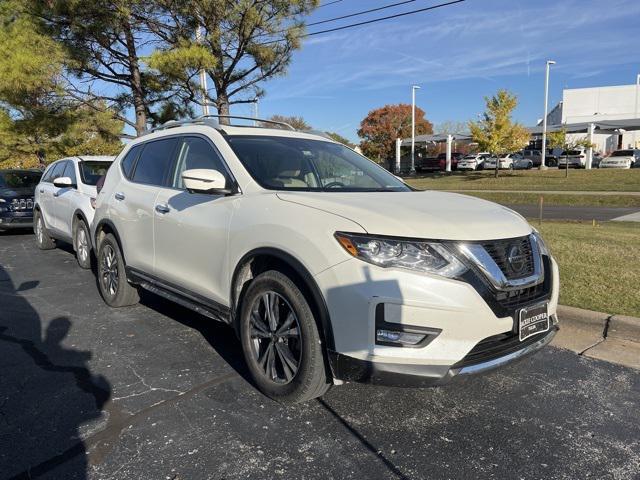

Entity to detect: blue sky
[228,0,640,142]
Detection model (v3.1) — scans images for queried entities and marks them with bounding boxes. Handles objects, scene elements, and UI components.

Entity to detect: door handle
[114,192,125,201]
[155,204,170,214]
[53,191,60,198]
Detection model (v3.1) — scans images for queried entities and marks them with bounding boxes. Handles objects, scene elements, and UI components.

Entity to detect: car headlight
[334,232,467,277]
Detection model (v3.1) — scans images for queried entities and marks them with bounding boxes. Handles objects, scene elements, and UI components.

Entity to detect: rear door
[53,160,80,238]
[110,138,178,274]
[39,161,66,231]
[153,135,236,304]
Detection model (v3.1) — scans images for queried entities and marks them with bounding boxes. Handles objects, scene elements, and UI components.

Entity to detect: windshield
[612,150,633,157]
[79,161,111,186]
[226,135,410,192]
[462,155,477,160]
[562,150,582,156]
[0,171,42,189]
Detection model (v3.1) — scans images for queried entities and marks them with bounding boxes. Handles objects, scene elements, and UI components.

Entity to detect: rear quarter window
[121,145,143,179]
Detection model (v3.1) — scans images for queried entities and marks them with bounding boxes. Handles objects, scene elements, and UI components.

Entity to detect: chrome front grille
[10,198,34,210]
[482,236,534,280]
[458,234,544,292]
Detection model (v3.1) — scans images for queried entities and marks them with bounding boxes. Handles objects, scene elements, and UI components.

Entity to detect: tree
[32,0,195,135]
[0,2,123,167]
[547,128,595,177]
[266,115,312,131]
[326,132,354,148]
[468,89,530,177]
[147,0,319,122]
[358,104,433,163]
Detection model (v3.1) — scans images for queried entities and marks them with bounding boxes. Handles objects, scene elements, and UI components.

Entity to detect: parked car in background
[90,116,559,403]
[599,149,639,169]
[435,152,465,171]
[417,156,439,172]
[591,153,603,168]
[558,149,587,169]
[483,153,519,170]
[34,156,114,268]
[457,152,491,171]
[513,157,533,170]
[522,150,542,167]
[0,169,42,231]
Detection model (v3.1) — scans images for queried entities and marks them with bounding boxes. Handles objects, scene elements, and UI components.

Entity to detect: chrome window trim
[457,234,544,291]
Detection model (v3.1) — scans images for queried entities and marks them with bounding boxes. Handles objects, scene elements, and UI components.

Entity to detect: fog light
[376,329,426,346]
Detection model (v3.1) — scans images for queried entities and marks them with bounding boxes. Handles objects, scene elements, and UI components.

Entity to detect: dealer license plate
[518,303,550,341]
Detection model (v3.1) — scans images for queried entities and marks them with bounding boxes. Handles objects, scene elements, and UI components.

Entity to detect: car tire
[74,220,92,269]
[239,270,331,403]
[34,210,55,250]
[97,233,139,307]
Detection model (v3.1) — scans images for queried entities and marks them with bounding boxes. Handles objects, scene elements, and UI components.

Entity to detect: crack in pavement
[578,315,613,356]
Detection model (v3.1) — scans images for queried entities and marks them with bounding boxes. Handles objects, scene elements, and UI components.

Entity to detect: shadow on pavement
[0,265,111,479]
[139,290,253,386]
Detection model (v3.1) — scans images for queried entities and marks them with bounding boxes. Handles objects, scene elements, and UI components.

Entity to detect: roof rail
[145,115,295,135]
[204,115,296,131]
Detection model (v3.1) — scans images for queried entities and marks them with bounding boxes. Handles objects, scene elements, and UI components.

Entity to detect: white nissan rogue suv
[92,116,559,403]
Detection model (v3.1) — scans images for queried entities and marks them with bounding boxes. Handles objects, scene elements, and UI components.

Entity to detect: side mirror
[53,177,74,188]
[182,169,231,195]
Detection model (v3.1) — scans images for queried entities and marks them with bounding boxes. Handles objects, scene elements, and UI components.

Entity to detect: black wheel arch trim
[93,219,127,263]
[231,247,336,352]
[72,209,90,250]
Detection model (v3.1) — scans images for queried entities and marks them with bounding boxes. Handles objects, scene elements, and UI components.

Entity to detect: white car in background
[557,149,587,168]
[34,156,114,268]
[457,152,491,171]
[599,149,639,169]
[483,153,519,170]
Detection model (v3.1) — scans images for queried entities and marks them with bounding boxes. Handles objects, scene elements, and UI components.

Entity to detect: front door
[153,136,236,306]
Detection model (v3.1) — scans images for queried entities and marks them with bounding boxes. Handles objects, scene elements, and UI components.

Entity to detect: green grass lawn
[405,169,640,192]
[461,191,640,208]
[537,220,640,317]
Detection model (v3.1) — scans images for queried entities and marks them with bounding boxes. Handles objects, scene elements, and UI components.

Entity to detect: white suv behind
[34,156,114,268]
[91,117,559,403]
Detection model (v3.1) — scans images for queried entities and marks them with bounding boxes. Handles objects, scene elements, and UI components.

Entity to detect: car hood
[0,187,35,198]
[276,191,531,241]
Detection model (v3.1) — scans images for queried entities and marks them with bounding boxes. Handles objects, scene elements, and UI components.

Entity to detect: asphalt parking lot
[1,231,639,480]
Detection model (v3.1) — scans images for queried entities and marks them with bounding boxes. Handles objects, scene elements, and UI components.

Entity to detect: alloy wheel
[100,244,118,297]
[77,227,89,264]
[249,291,302,384]
[35,217,43,244]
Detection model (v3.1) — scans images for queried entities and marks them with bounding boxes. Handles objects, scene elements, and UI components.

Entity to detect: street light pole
[195,26,210,116]
[634,74,639,149]
[410,85,420,175]
[541,60,555,169]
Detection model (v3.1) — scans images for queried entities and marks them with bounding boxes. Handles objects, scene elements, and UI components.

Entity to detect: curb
[556,305,640,342]
[554,305,640,370]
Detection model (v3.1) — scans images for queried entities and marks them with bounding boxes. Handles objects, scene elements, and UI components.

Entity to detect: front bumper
[0,211,34,229]
[315,253,560,385]
[329,325,557,387]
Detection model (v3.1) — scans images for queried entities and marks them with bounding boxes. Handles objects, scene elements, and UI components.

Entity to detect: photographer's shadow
[0,266,110,479]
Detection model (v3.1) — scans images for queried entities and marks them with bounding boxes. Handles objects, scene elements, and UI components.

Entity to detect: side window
[62,161,77,185]
[121,144,142,179]
[41,164,56,183]
[171,137,230,189]
[49,162,67,182]
[132,138,178,186]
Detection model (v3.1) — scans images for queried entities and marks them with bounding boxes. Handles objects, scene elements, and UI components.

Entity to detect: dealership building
[543,83,640,153]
